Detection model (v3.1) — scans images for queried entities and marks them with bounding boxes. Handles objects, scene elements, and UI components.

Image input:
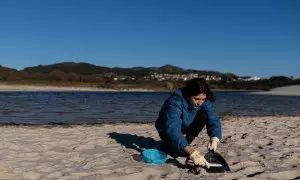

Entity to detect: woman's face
[188,93,207,108]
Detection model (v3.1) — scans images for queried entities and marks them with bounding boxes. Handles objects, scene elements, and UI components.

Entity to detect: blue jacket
[155,88,222,155]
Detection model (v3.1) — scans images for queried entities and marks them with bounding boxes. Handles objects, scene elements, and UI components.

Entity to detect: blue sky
[0,0,299,78]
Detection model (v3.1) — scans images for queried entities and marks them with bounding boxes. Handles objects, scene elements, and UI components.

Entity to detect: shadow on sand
[107,132,159,153]
[107,132,191,171]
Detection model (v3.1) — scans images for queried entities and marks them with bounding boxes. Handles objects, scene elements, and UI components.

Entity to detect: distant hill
[1,62,299,91]
[159,64,186,74]
[21,62,225,77]
[0,66,18,72]
[22,62,111,75]
[0,66,23,81]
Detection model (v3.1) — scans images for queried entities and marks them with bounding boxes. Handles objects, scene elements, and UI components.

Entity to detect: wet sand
[1,116,299,180]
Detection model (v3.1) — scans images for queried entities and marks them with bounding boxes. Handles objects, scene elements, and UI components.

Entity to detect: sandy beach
[1,116,299,180]
[249,85,300,96]
[0,85,154,92]
[1,84,300,96]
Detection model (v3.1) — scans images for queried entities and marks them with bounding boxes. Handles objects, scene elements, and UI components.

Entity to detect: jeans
[182,108,208,144]
[158,108,208,158]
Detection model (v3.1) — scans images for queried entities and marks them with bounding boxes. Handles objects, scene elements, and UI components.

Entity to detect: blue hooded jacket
[155,88,222,156]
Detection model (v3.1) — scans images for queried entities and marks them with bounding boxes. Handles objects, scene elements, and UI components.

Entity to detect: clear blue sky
[0,0,299,78]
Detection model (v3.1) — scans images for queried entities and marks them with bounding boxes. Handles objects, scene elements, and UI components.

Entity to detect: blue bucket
[142,149,168,165]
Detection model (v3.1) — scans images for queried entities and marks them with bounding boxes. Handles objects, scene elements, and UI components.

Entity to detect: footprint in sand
[230,161,261,171]
[260,170,300,180]
[227,150,238,157]
[255,138,272,147]
[285,137,300,146]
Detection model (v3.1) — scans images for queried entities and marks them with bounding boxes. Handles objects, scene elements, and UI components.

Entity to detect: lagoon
[0,91,299,124]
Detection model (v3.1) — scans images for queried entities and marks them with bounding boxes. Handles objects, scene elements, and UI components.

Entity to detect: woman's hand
[208,137,219,151]
[189,150,210,168]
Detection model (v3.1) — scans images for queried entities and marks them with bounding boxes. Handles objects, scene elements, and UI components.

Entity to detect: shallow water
[0,91,299,124]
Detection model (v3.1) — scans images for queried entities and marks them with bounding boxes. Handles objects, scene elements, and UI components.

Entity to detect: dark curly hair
[183,78,215,102]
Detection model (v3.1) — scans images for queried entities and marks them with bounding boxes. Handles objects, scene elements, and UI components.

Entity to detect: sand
[249,85,300,96]
[1,116,299,180]
[1,84,300,96]
[0,85,153,92]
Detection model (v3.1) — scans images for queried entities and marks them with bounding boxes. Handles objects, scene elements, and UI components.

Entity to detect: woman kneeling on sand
[155,78,222,168]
